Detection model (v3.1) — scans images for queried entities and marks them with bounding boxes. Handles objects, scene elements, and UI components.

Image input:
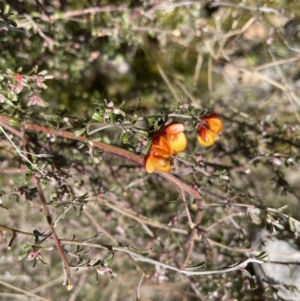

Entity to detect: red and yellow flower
[144,121,187,173]
[162,121,187,154]
[151,135,172,158]
[197,114,223,147]
[143,115,222,172]
[143,151,171,173]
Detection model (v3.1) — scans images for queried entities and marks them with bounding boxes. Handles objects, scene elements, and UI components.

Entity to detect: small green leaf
[77,260,91,267]
[78,192,89,200]
[4,4,10,14]
[10,20,17,27]
[38,70,48,76]
[95,270,99,283]
[118,109,126,117]
[103,252,114,266]
[92,112,103,122]
[273,221,284,230]
[73,205,78,216]
[122,132,129,144]
[167,192,180,202]
[131,114,138,124]
[289,218,296,232]
[36,153,54,158]
[0,204,8,210]
[129,246,151,256]
[255,252,268,261]
[41,246,54,251]
[50,193,57,202]
[118,100,125,108]
[22,244,33,250]
[18,253,28,261]
[74,127,86,137]
[7,91,17,101]
[40,181,46,189]
[4,98,17,107]
[141,139,152,155]
[146,116,155,125]
[109,113,114,125]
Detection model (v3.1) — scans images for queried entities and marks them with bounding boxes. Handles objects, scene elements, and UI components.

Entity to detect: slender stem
[36,183,73,290]
[84,209,118,244]
[206,213,243,233]
[180,188,194,228]
[101,200,189,234]
[136,274,144,299]
[0,126,48,177]
[7,233,17,250]
[180,199,204,269]
[210,1,283,15]
[0,224,33,237]
[181,236,195,270]
[0,280,51,301]
[0,114,204,203]
[0,121,23,138]
[57,239,264,276]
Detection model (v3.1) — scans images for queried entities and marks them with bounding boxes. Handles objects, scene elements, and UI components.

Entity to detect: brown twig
[83,209,118,244]
[19,124,72,288]
[0,114,204,203]
[180,199,204,269]
[0,121,23,138]
[51,239,265,276]
[0,280,51,301]
[36,183,73,290]
[35,6,129,22]
[0,225,33,237]
[180,188,194,228]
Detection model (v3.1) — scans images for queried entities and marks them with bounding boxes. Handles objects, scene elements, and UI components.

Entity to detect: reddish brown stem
[180,200,204,269]
[0,114,204,204]
[36,183,73,290]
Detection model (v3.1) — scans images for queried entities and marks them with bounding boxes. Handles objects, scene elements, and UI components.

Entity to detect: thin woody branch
[0,114,204,203]
[36,183,73,290]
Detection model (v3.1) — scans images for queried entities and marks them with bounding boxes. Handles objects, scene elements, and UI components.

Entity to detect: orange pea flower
[205,114,223,135]
[143,151,171,173]
[143,121,187,173]
[163,121,187,154]
[198,127,217,146]
[151,135,172,158]
[197,114,223,147]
